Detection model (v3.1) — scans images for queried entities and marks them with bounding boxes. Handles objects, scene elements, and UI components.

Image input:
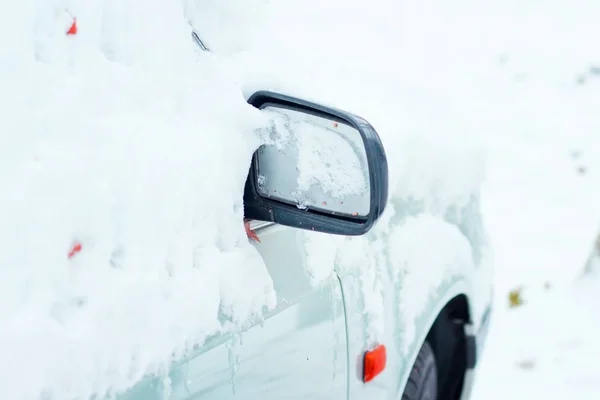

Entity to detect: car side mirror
[244,91,388,236]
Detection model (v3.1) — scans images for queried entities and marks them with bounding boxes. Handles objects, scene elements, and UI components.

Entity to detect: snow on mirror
[256,105,370,217]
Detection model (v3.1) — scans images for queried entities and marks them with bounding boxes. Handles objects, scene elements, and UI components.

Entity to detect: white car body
[121,91,494,400]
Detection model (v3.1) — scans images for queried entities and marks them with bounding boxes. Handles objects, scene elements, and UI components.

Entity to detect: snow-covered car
[120,91,493,400]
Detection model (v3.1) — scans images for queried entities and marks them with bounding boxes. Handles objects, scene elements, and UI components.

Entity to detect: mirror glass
[255,105,371,217]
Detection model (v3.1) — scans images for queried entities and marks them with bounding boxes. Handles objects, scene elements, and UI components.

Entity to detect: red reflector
[363,344,387,383]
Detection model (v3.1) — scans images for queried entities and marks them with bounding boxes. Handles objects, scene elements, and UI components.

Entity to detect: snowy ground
[471,82,600,398]
[462,1,600,397]
[1,0,599,399]
[471,106,600,397]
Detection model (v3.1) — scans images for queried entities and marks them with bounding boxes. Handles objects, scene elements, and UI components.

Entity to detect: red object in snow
[244,220,261,243]
[68,242,82,259]
[66,18,77,35]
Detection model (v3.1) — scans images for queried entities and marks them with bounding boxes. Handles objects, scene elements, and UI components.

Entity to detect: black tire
[401,341,438,400]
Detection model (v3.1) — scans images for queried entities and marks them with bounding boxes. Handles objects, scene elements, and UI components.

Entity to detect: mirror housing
[244,91,388,236]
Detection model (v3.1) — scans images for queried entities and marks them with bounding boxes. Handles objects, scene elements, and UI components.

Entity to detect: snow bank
[0,2,279,398]
[0,0,490,399]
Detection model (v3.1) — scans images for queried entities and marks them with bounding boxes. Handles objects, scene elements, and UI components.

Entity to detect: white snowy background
[1,0,599,398]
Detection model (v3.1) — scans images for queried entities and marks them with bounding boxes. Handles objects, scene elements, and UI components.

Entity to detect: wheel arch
[396,278,475,400]
[425,293,471,399]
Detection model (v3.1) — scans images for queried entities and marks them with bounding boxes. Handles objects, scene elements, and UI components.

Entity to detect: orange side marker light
[363,344,387,383]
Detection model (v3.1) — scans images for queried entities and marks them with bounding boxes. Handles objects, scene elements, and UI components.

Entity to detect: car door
[121,90,389,400]
[182,221,348,399]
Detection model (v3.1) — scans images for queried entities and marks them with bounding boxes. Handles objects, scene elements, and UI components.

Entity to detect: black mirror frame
[243,90,389,236]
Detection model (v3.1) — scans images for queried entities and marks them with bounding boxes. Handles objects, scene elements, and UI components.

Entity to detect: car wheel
[401,341,438,400]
